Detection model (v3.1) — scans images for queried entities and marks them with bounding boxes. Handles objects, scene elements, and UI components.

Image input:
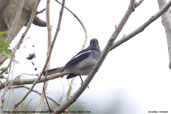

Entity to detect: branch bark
[0,73,67,90]
[157,0,171,68]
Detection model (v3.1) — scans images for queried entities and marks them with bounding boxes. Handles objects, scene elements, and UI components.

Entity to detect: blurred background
[1,0,171,114]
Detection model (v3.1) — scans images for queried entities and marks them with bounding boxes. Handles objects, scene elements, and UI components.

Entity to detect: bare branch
[110,0,171,50]
[36,0,53,112]
[11,0,65,112]
[66,78,75,100]
[135,0,144,7]
[36,8,46,14]
[12,85,60,107]
[54,0,136,113]
[0,72,67,90]
[55,0,88,48]
[157,0,171,68]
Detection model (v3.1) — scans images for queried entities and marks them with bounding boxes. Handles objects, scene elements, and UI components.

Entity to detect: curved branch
[54,0,136,113]
[55,0,88,48]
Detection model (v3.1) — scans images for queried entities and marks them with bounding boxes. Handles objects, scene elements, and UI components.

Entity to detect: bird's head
[89,38,100,50]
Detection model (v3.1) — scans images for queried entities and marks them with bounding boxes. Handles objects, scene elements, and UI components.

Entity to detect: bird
[43,38,101,81]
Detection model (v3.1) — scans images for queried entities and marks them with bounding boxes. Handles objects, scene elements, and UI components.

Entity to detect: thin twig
[55,0,88,48]
[11,0,65,112]
[0,0,25,111]
[110,0,171,51]
[11,0,42,112]
[36,8,46,15]
[37,0,53,112]
[54,0,136,113]
[4,88,12,112]
[66,78,75,101]
[11,85,60,106]
[44,0,52,110]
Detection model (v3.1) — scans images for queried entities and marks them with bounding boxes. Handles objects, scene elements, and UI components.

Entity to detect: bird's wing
[66,73,78,79]
[62,49,91,71]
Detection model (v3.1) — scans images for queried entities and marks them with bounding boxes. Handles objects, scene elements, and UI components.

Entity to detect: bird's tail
[43,67,63,76]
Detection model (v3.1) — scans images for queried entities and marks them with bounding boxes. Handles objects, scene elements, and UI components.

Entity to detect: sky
[3,0,171,114]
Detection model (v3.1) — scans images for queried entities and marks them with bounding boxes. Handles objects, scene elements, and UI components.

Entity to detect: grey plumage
[43,38,101,79]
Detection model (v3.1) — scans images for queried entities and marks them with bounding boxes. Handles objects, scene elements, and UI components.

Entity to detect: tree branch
[36,0,53,112]
[110,0,171,51]
[55,0,88,48]
[0,72,67,90]
[157,0,171,68]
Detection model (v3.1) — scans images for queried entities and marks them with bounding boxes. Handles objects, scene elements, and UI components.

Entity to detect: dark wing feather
[66,73,78,79]
[62,49,91,71]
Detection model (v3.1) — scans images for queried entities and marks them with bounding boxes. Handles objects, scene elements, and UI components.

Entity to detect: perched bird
[43,38,101,80]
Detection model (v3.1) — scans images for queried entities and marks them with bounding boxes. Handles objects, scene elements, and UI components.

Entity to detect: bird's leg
[79,75,84,85]
[79,75,89,88]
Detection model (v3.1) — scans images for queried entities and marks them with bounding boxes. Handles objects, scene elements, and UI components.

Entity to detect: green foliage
[0,31,7,36]
[0,67,7,79]
[0,75,4,79]
[0,67,8,72]
[0,31,11,58]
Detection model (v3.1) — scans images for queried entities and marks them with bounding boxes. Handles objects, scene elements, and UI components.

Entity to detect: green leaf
[0,38,12,58]
[0,75,4,79]
[0,67,8,72]
[0,31,8,37]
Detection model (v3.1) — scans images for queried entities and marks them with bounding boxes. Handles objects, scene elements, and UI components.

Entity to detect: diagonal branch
[110,0,171,50]
[54,0,136,113]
